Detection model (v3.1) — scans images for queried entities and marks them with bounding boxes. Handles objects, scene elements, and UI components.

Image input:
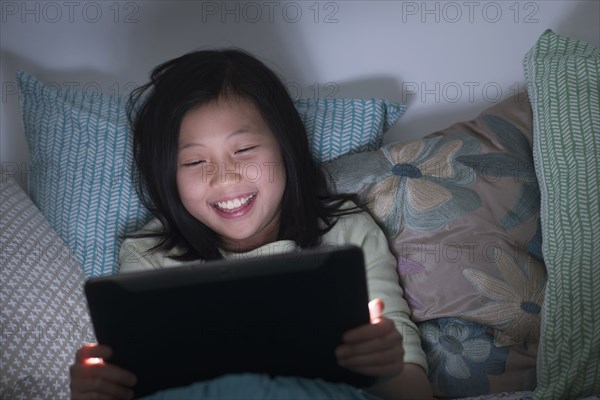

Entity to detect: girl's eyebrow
[179,128,253,150]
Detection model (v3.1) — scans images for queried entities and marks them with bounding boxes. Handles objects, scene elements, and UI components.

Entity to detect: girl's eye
[235,145,257,154]
[182,160,205,167]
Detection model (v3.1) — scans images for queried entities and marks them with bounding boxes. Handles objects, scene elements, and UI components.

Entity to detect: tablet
[84,245,375,397]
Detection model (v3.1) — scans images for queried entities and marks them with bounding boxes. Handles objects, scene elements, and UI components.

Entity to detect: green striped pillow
[524,30,600,399]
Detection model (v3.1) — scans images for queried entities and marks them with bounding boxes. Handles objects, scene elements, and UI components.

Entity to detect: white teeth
[214,194,254,211]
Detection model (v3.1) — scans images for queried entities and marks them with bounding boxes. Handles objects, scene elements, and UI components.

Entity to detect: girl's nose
[207,160,243,187]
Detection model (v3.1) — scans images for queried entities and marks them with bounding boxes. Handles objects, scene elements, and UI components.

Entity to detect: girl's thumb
[368,298,385,323]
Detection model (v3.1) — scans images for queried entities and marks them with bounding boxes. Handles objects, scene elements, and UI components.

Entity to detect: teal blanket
[140,374,377,400]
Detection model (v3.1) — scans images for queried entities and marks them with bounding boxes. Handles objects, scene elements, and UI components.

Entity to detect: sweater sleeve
[333,210,428,373]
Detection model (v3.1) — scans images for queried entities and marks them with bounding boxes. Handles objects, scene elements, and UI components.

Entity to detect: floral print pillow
[325,91,545,397]
[420,318,537,398]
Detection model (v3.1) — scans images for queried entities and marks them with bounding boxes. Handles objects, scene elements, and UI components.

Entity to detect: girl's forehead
[179,96,272,143]
[194,95,260,118]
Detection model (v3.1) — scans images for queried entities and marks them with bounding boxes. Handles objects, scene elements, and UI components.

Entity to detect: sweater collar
[219,240,299,261]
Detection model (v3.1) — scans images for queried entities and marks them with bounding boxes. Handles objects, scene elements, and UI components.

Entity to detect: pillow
[325,92,544,397]
[419,318,537,398]
[0,175,95,398]
[294,98,403,162]
[523,30,600,399]
[17,70,405,278]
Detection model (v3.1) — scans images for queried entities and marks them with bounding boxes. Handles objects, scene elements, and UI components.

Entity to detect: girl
[69,49,432,400]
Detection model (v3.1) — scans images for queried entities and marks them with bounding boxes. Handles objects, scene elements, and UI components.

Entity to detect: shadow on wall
[115,1,319,90]
[555,0,600,47]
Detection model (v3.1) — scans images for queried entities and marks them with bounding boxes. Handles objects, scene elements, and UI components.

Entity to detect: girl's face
[176,97,286,253]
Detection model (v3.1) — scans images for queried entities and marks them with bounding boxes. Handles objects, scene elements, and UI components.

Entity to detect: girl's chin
[212,223,263,252]
[219,237,264,253]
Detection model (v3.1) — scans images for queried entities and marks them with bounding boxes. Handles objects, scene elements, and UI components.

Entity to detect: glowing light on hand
[84,357,104,365]
[369,298,384,324]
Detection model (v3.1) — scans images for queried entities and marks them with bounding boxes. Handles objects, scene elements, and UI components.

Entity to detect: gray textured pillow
[0,176,95,398]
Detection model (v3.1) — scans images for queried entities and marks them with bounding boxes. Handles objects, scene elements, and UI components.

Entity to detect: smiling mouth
[211,193,257,213]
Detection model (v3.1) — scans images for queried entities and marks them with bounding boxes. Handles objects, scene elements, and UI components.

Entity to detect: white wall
[2,0,599,188]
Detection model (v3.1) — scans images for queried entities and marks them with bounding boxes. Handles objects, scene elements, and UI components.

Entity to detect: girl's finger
[82,364,137,386]
[70,364,136,399]
[368,298,384,323]
[73,378,135,400]
[71,381,134,400]
[341,360,405,378]
[342,317,397,344]
[336,329,402,359]
[337,342,404,367]
[72,392,114,400]
[75,343,113,363]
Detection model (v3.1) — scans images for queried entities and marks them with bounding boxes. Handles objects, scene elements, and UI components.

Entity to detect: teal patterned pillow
[18,71,151,278]
[17,71,404,278]
[524,30,600,399]
[294,98,404,162]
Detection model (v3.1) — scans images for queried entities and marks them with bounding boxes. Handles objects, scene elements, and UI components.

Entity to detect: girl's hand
[335,298,405,378]
[70,343,137,400]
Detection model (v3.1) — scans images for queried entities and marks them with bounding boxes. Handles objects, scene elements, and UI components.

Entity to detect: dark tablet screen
[85,245,374,397]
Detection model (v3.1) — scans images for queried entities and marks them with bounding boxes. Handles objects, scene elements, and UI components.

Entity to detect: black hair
[127,48,358,261]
